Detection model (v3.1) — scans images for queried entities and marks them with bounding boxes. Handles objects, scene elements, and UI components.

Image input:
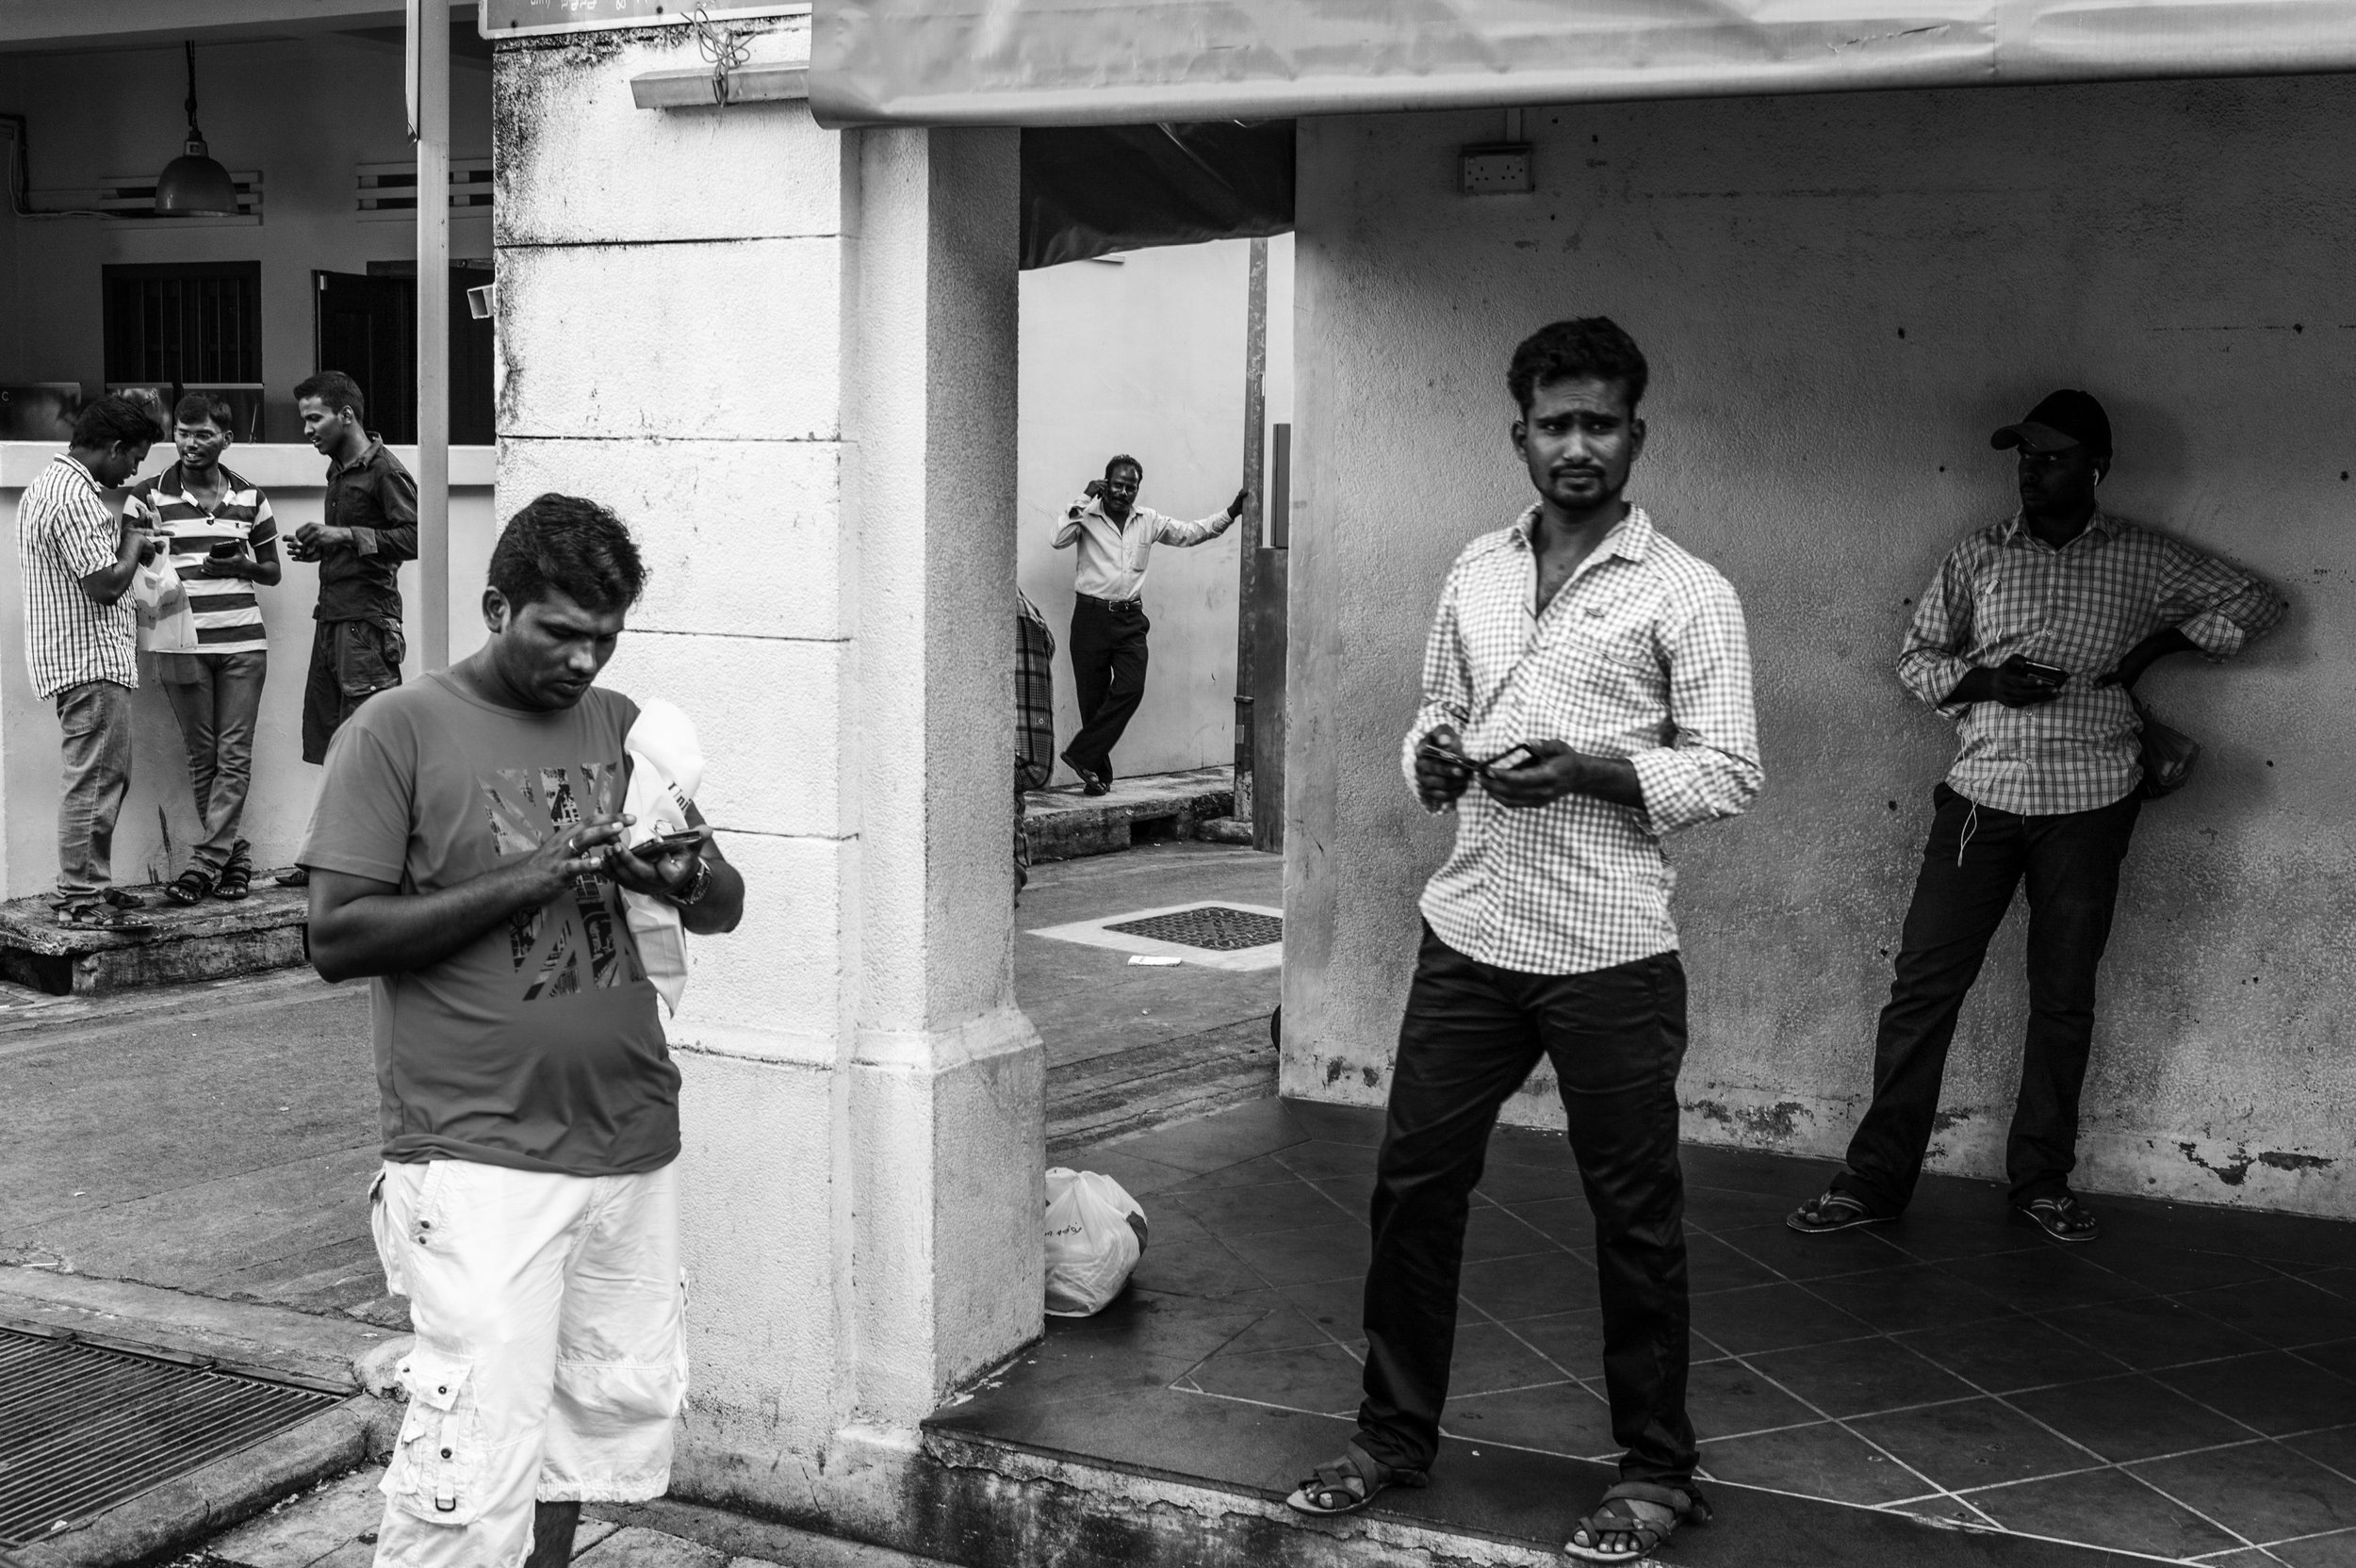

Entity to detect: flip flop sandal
[212,865,252,901]
[1786,1190,1890,1234]
[1566,1480,1711,1563]
[101,886,147,910]
[164,870,212,906]
[2014,1195,2101,1243]
[1285,1441,1428,1517]
[57,902,152,931]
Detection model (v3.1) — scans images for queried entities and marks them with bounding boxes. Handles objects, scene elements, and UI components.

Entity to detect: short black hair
[488,494,648,613]
[1104,454,1142,482]
[293,371,365,424]
[174,391,235,432]
[73,394,161,450]
[1506,318,1650,415]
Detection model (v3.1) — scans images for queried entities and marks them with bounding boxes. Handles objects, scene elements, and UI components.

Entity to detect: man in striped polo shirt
[15,396,159,928]
[125,392,283,904]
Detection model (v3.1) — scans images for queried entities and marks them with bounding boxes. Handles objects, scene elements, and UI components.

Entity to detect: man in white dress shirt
[1051,455,1246,793]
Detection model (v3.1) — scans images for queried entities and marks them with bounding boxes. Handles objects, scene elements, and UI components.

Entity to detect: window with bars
[102,262,263,386]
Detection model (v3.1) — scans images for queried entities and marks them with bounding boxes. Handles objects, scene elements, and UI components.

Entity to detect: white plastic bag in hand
[621,698,707,1015]
[1043,1168,1149,1317]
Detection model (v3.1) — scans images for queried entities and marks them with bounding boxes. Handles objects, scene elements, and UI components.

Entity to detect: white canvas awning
[810,0,2356,127]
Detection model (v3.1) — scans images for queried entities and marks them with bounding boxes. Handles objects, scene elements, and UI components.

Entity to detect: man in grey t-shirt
[302,495,744,1568]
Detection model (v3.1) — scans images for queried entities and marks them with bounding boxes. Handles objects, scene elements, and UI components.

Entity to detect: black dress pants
[1357,926,1697,1488]
[1831,783,2141,1216]
[1064,596,1149,781]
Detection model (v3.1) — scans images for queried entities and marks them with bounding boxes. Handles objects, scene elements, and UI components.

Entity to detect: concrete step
[1023,767,1235,863]
[0,874,308,994]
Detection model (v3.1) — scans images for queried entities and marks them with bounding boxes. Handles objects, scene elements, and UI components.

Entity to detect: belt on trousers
[1079,594,1144,612]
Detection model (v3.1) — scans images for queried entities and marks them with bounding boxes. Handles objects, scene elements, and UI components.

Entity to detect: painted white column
[492,21,1039,1500]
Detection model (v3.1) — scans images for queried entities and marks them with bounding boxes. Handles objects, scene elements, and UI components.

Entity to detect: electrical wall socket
[1461,142,1532,195]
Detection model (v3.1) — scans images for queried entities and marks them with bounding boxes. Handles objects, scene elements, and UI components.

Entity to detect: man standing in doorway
[1789,390,2282,1246]
[281,370,415,887]
[17,395,159,929]
[1052,455,1247,794]
[303,494,744,1568]
[125,392,281,905]
[1285,318,1759,1564]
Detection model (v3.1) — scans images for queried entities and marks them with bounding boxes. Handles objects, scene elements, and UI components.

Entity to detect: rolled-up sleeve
[2157,542,2284,660]
[1628,578,1762,837]
[1153,507,1236,547]
[1896,552,1979,719]
[1052,497,1090,549]
[1399,572,1471,808]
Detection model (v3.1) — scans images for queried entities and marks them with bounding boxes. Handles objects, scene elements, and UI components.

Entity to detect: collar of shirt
[55,454,99,496]
[1997,506,2118,554]
[1506,504,1656,619]
[327,436,388,482]
[154,461,252,505]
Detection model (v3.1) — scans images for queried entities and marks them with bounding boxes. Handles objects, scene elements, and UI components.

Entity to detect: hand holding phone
[632,828,706,861]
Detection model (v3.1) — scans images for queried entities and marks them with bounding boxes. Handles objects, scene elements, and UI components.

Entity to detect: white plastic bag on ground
[1043,1168,1149,1317]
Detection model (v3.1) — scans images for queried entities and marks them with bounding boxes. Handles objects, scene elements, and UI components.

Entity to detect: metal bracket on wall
[630,62,808,107]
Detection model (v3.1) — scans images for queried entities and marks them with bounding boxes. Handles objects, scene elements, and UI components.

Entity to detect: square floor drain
[1104,906,1283,952]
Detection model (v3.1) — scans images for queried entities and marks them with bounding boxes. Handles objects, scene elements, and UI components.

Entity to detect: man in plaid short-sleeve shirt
[1791,390,2283,1247]
[1286,319,1759,1562]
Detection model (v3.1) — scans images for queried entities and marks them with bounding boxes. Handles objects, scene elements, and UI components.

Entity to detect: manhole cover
[0,1327,342,1547]
[1105,906,1283,952]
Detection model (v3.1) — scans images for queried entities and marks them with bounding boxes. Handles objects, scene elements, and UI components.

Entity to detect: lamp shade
[155,138,237,217]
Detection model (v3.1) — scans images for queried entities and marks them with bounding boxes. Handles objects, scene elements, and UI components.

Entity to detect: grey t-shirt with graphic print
[300,670,679,1177]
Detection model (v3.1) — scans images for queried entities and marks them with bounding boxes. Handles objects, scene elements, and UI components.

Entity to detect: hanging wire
[687,6,751,106]
[1,113,110,220]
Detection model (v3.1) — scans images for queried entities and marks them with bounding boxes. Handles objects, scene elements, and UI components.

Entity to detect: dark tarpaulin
[1021,121,1295,270]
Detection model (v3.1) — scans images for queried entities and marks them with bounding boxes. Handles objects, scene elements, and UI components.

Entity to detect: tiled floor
[930,1098,2356,1566]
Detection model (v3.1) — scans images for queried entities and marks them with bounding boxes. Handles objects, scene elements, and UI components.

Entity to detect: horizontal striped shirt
[1898,510,2284,814]
[1403,506,1763,975]
[17,454,137,699]
[123,463,278,654]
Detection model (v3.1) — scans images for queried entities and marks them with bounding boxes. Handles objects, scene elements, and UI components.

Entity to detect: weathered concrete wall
[0,443,496,900]
[0,37,494,443]
[1017,239,1294,782]
[1284,79,2354,1217]
[494,17,1040,1506]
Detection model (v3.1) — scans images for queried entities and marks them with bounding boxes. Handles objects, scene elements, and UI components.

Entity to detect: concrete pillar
[492,21,1039,1506]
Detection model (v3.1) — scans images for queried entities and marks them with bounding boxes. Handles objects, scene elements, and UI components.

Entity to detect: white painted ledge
[630,62,809,108]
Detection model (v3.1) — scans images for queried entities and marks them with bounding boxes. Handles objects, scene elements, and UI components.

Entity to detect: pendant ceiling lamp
[155,41,238,217]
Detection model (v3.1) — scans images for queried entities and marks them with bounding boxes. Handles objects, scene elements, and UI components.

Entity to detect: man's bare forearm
[1572,754,1645,808]
[309,866,541,982]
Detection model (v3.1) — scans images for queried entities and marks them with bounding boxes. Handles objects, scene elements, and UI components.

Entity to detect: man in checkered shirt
[1791,390,2283,1247]
[16,396,161,929]
[1286,318,1759,1564]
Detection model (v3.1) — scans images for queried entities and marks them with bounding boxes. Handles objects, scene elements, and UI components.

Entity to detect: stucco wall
[1016,238,1294,782]
[0,442,495,900]
[1284,78,2354,1217]
[0,36,493,442]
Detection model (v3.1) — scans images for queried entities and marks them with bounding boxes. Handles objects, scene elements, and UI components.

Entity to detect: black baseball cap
[1991,389,2111,456]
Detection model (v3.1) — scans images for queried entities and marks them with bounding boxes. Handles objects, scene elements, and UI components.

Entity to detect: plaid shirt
[17,455,138,700]
[1016,589,1056,791]
[1900,511,2284,815]
[1402,506,1762,976]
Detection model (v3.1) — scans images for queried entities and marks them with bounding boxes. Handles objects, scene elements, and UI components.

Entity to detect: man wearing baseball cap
[1788,388,2283,1244]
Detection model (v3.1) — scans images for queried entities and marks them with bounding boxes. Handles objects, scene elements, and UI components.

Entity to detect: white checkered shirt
[1401,506,1762,976]
[17,454,137,700]
[1900,511,2284,815]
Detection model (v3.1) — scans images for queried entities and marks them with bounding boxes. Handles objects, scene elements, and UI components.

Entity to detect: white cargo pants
[369,1158,687,1568]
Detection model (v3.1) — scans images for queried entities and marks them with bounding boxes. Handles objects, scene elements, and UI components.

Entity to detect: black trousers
[301,618,405,764]
[1832,783,2141,1216]
[1064,597,1149,781]
[1357,926,1696,1487]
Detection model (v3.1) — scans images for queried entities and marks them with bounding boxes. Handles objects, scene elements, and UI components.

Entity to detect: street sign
[478,0,800,40]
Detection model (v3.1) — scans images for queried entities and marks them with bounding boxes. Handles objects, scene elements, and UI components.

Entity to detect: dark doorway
[313,267,495,445]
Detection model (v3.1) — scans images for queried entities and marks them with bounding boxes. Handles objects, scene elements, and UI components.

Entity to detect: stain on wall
[1284,77,2354,1218]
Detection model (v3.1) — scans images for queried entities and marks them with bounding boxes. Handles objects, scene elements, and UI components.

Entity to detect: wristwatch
[665,856,712,908]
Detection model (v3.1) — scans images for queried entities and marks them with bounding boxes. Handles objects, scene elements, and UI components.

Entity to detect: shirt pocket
[384,1347,487,1526]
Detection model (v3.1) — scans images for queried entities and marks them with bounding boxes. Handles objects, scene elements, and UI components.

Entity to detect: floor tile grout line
[1700,1341,1969,1516]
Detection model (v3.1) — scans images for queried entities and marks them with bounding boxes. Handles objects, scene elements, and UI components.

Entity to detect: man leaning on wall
[1789,389,2285,1247]
[125,392,283,906]
[16,395,159,930]
[278,370,417,889]
[302,494,744,1568]
[1286,318,1761,1564]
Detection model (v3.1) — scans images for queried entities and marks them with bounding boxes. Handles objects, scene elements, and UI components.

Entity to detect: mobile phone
[1417,740,1535,777]
[632,829,705,859]
[2017,659,2070,686]
[209,539,247,560]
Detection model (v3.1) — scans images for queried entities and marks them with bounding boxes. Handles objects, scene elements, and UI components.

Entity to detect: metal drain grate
[0,1327,342,1548]
[1104,905,1283,952]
